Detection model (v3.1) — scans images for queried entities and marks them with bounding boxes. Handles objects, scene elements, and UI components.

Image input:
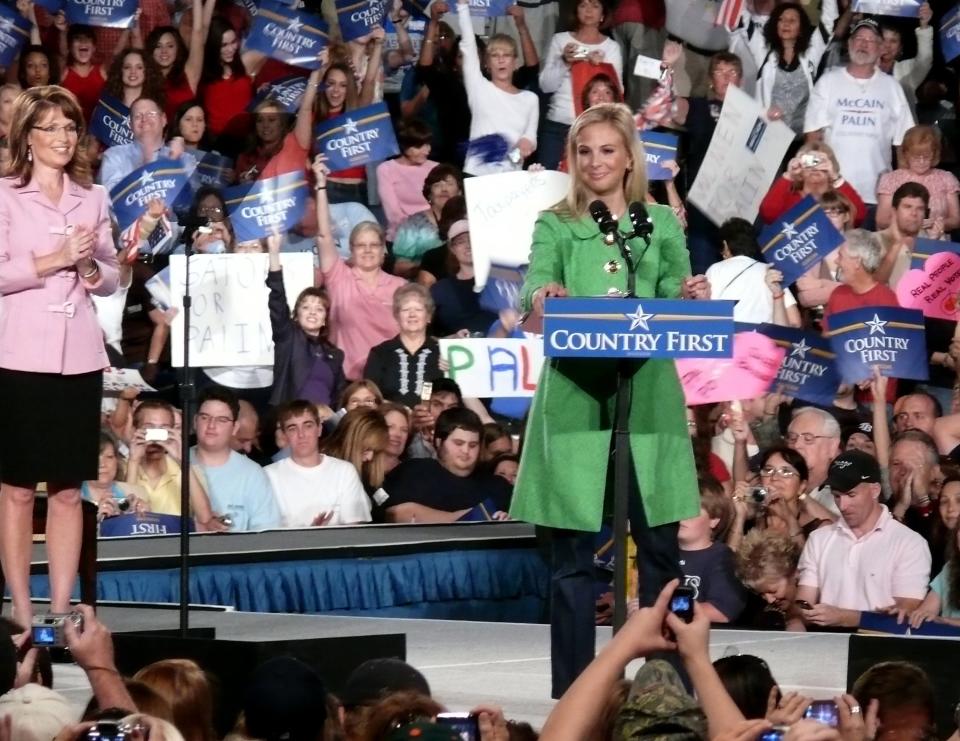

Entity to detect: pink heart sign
[895,251,960,321]
[676,332,786,405]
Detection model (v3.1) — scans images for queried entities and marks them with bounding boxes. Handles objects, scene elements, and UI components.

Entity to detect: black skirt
[0,368,103,487]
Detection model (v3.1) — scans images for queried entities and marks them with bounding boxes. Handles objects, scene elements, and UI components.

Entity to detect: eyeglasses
[785,432,832,445]
[133,111,161,122]
[196,413,234,426]
[760,465,799,478]
[823,207,847,216]
[32,123,79,136]
[199,205,224,215]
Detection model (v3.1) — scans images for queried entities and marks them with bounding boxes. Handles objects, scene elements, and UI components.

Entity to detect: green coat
[510,205,701,531]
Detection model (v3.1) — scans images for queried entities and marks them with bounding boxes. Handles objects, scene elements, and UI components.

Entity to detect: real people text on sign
[676,331,786,405]
[169,253,313,367]
[895,251,960,321]
[439,337,544,397]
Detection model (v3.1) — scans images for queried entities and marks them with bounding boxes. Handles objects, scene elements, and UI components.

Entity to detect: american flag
[715,0,745,30]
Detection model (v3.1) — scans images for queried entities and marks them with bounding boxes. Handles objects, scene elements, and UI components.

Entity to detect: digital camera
[31,612,83,648]
[750,486,769,504]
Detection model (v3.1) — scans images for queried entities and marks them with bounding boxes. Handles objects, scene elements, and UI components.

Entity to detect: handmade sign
[676,331,785,405]
[66,0,138,27]
[244,0,329,69]
[109,159,191,231]
[313,102,399,170]
[895,251,960,321]
[640,131,679,181]
[223,171,309,243]
[336,0,388,40]
[439,337,544,397]
[169,253,313,367]
[759,196,845,286]
[89,94,134,147]
[825,306,928,382]
[0,6,31,68]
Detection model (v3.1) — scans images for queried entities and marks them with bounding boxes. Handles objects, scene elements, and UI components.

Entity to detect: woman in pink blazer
[0,86,119,630]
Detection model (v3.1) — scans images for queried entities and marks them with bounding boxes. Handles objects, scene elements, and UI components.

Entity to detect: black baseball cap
[339,658,431,708]
[244,657,327,741]
[826,450,881,493]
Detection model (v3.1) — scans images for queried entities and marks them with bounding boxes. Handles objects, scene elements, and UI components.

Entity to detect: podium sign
[543,298,735,359]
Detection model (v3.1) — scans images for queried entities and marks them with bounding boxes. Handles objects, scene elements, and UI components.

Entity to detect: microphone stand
[605,217,651,634]
[179,240,194,636]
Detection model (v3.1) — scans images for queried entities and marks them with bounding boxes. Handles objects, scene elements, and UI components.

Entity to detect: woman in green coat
[511,103,710,698]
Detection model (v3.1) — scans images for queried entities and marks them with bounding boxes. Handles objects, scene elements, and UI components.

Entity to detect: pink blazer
[0,174,119,375]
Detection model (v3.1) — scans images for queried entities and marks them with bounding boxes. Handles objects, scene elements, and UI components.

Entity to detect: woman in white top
[457,0,539,175]
[537,0,622,169]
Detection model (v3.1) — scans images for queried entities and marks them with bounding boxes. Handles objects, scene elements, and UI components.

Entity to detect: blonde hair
[897,124,941,169]
[133,659,217,741]
[555,103,647,219]
[8,85,91,187]
[321,408,389,489]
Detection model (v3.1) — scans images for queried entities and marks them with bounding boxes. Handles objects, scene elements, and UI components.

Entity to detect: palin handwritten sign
[314,102,399,170]
[853,0,920,17]
[248,74,309,113]
[466,0,514,16]
[759,196,845,287]
[909,237,960,270]
[89,94,134,147]
[169,253,314,367]
[542,298,735,359]
[223,171,309,243]
[244,0,329,70]
[739,323,841,406]
[336,0,388,41]
[109,158,191,231]
[0,6,31,68]
[66,0,138,28]
[895,251,960,321]
[676,331,785,405]
[640,131,678,181]
[825,306,928,382]
[439,337,544,397]
[942,5,960,64]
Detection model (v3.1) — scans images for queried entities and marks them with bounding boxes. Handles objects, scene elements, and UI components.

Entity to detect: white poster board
[464,170,571,291]
[169,253,313,367]
[439,337,544,397]
[688,86,794,227]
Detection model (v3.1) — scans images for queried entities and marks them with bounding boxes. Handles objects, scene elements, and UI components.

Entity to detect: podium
[542,297,735,629]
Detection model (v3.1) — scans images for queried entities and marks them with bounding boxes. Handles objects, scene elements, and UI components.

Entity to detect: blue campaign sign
[89,94,134,147]
[244,1,329,70]
[909,237,960,270]
[314,102,400,170]
[173,152,236,212]
[109,159,192,231]
[223,171,309,242]
[66,0,138,28]
[0,6,31,68]
[542,298,735,359]
[825,306,928,382]
[402,0,429,18]
[640,131,678,181]
[738,322,840,406]
[943,6,960,63]
[479,264,525,314]
[853,0,919,16]
[99,512,192,537]
[467,0,513,17]
[759,196,845,287]
[34,0,65,12]
[248,74,309,113]
[336,0,388,41]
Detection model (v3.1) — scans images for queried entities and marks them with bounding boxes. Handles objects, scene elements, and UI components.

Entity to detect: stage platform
[51,604,856,730]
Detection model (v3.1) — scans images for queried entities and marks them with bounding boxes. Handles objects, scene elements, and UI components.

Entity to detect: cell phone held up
[669,585,696,623]
[436,713,479,741]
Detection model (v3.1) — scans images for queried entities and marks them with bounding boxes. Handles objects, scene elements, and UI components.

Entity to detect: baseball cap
[825,450,881,493]
[0,685,77,741]
[243,657,327,741]
[339,658,431,708]
[850,18,882,38]
[614,660,707,741]
[842,420,874,444]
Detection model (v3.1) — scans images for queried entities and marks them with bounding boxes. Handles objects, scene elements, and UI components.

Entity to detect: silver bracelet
[80,263,99,279]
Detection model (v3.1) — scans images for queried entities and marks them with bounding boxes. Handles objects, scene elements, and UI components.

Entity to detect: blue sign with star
[640,131,678,181]
[223,171,309,243]
[824,306,928,383]
[759,196,845,287]
[0,5,32,68]
[243,0,329,70]
[314,102,399,170]
[336,0,388,41]
[909,237,960,270]
[248,74,310,113]
[66,0,138,28]
[853,0,919,17]
[542,298,735,359]
[89,94,134,148]
[736,323,840,406]
[943,5,960,64]
[109,158,192,231]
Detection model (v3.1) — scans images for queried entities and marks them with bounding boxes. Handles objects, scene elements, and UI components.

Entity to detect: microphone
[627,201,654,241]
[589,200,618,245]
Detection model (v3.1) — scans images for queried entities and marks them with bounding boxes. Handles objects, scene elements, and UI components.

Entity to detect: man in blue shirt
[191,388,281,531]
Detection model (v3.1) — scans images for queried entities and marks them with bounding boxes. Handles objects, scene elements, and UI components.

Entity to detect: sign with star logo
[335,0,388,41]
[243,0,329,69]
[223,171,309,243]
[109,158,191,231]
[542,298,735,360]
[313,102,399,170]
[248,75,310,114]
[942,5,960,64]
[824,306,928,383]
[758,195,845,286]
[0,4,31,67]
[736,323,841,406]
[66,0,138,28]
[639,131,679,181]
[89,94,134,148]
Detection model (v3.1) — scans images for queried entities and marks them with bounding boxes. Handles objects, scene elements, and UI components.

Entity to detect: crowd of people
[2,0,960,734]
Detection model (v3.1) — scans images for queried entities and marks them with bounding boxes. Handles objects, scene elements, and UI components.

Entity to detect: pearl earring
[27,147,32,162]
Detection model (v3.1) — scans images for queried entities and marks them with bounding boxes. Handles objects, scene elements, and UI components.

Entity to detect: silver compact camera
[31,612,83,648]
[750,486,769,504]
[572,45,590,60]
[800,153,822,168]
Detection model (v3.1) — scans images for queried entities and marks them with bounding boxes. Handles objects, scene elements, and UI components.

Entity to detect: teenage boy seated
[265,400,372,527]
[383,407,512,522]
[677,476,747,623]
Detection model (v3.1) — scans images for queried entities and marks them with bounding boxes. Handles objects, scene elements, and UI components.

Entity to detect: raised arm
[311,155,339,274]
[418,2,449,68]
[184,0,216,92]
[508,5,539,68]
[456,0,483,95]
[358,27,386,106]
[295,51,329,150]
[17,0,41,46]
